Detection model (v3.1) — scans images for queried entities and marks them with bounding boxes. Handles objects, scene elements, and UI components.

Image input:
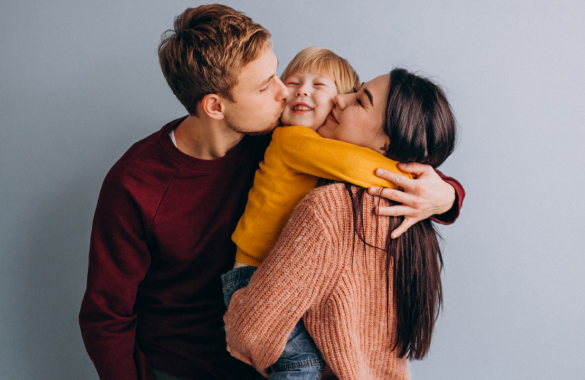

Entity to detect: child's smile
[281,71,337,131]
[290,102,314,113]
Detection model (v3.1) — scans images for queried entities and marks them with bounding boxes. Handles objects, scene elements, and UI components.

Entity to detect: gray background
[1,0,584,379]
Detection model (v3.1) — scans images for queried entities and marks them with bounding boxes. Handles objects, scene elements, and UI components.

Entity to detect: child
[221,47,411,378]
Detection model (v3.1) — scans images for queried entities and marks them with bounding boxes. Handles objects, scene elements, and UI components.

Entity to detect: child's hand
[368,163,456,238]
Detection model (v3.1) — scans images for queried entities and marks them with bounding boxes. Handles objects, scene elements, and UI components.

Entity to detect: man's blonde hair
[158,4,271,116]
[280,47,360,94]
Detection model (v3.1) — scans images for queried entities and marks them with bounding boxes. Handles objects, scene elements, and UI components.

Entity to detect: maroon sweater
[79,117,465,380]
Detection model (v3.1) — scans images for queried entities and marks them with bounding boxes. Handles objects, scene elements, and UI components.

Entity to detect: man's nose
[275,77,289,100]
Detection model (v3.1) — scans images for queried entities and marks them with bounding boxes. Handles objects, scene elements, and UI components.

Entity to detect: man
[79,4,465,380]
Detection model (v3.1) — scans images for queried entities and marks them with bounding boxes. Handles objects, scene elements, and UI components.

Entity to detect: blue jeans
[221,266,324,380]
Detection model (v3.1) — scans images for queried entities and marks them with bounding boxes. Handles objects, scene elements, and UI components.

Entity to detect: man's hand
[368,162,456,239]
[224,312,269,378]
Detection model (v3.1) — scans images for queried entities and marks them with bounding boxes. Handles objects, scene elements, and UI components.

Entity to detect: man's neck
[174,115,245,160]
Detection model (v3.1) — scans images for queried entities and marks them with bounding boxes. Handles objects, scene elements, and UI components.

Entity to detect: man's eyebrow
[364,88,374,106]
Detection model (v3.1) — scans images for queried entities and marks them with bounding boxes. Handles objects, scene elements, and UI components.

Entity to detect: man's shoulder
[100,119,182,202]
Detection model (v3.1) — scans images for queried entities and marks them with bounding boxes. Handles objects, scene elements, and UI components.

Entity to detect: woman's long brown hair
[346,68,456,360]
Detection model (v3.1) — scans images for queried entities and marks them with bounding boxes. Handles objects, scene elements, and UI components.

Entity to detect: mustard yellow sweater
[232,126,410,266]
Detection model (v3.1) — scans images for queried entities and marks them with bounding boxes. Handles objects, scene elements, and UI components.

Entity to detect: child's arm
[276,126,411,188]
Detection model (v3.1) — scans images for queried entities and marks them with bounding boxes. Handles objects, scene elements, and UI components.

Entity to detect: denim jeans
[221,266,324,380]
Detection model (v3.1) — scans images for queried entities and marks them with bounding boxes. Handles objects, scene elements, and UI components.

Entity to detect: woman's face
[317,74,390,155]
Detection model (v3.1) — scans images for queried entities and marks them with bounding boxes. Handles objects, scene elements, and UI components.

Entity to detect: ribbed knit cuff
[234,247,262,267]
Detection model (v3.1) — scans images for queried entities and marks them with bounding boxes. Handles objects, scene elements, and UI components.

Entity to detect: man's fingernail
[376,169,384,175]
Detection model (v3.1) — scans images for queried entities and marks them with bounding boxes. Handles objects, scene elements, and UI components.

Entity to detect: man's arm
[368,162,465,239]
[79,170,153,380]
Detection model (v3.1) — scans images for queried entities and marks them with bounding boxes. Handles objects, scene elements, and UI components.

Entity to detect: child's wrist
[233,261,249,269]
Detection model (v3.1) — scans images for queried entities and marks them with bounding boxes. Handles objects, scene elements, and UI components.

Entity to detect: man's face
[223,47,289,134]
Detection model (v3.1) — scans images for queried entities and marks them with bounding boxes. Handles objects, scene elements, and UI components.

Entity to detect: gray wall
[1,0,584,379]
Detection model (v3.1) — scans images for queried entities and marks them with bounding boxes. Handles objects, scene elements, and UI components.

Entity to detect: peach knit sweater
[225,183,410,380]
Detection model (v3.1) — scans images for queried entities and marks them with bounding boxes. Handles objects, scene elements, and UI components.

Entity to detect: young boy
[221,47,411,378]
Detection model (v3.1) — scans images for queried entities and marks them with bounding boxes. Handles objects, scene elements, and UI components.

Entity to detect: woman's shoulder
[297,183,392,234]
[293,183,354,231]
[302,183,391,210]
[302,183,351,209]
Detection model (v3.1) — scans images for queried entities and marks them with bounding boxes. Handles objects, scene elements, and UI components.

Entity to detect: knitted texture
[226,183,410,380]
[232,125,410,267]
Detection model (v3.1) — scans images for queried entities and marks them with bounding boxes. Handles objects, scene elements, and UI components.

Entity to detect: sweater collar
[159,116,250,170]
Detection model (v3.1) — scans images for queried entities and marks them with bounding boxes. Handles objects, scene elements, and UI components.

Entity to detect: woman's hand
[224,312,269,378]
[368,162,456,239]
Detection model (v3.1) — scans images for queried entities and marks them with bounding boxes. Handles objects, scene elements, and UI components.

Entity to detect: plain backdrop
[1,0,584,379]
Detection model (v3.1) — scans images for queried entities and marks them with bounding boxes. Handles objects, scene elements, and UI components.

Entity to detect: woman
[224,68,457,379]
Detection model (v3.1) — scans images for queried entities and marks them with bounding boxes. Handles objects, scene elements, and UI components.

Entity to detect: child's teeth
[294,106,312,111]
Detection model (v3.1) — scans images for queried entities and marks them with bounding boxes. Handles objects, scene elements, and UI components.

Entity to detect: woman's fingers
[390,217,417,239]
[374,163,456,219]
[368,187,415,207]
[374,168,417,191]
[396,162,431,177]
[229,347,253,365]
[374,204,415,218]
[258,368,269,378]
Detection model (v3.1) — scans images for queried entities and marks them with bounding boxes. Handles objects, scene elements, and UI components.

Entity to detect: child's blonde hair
[280,47,360,95]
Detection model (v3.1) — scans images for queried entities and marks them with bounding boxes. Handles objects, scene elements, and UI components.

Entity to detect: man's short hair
[158,4,271,116]
[280,47,360,95]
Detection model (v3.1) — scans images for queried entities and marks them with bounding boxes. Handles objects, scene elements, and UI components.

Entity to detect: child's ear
[201,94,225,120]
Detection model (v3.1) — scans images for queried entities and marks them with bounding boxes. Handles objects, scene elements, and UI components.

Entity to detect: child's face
[280,71,338,130]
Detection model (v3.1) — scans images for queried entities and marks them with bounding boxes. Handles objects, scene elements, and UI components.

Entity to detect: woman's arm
[224,193,339,372]
[368,163,466,238]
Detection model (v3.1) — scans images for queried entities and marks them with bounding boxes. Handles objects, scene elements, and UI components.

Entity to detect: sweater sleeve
[278,126,411,188]
[225,194,338,371]
[79,169,154,380]
[279,127,465,224]
[431,169,466,225]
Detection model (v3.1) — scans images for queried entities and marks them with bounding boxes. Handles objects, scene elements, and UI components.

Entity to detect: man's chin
[242,121,279,136]
[245,128,275,136]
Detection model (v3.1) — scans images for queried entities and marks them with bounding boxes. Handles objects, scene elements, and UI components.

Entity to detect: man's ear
[201,94,225,120]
